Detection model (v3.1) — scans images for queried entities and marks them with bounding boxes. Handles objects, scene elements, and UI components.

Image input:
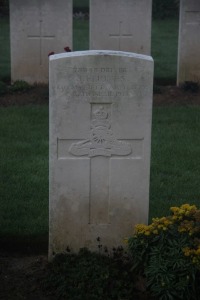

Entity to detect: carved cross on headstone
[49,50,154,256]
[57,103,143,225]
[27,20,55,65]
[109,21,132,50]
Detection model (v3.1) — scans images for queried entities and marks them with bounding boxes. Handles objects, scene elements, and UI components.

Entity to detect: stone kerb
[49,50,154,258]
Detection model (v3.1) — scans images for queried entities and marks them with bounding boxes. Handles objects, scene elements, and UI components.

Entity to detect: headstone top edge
[49,50,153,62]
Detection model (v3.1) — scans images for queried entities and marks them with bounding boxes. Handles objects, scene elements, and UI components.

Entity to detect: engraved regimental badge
[69,106,132,157]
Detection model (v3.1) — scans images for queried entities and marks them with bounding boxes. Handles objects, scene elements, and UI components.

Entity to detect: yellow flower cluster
[183,246,200,266]
[170,204,197,220]
[178,220,195,235]
[135,216,173,236]
[171,205,198,235]
[134,204,199,237]
[135,224,151,236]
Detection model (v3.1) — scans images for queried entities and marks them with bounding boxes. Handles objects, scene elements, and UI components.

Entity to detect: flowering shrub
[152,0,179,19]
[128,204,200,300]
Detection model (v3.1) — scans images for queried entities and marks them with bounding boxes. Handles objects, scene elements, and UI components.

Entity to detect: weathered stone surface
[9,0,72,84]
[49,50,153,257]
[177,0,200,85]
[90,0,152,55]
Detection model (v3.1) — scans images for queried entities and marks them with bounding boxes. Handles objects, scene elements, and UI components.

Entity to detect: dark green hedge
[0,0,179,19]
[73,0,180,19]
[153,0,179,19]
[0,0,9,16]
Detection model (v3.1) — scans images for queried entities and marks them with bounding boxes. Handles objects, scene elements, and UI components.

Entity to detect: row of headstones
[10,0,200,85]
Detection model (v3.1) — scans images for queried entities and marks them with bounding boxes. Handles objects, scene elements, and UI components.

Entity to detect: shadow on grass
[154,77,176,86]
[0,234,48,255]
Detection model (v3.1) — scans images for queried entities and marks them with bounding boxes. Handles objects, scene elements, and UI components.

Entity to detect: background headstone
[89,0,152,55]
[10,0,72,84]
[177,0,200,85]
[49,50,153,257]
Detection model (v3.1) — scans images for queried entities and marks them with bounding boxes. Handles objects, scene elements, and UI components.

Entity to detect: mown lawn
[0,105,49,238]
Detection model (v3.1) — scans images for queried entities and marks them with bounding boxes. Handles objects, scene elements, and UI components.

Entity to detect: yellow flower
[135,223,151,235]
[161,281,165,287]
[124,238,128,244]
[196,248,200,255]
[181,204,196,211]
[144,231,150,236]
[178,227,186,233]
[170,206,179,213]
[183,247,191,256]
[152,217,159,222]
[192,257,198,264]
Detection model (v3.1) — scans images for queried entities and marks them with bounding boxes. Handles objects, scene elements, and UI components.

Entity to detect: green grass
[0,17,10,81]
[0,17,179,83]
[0,105,49,237]
[151,18,179,84]
[73,19,89,51]
[73,0,89,9]
[1,105,200,238]
[150,106,200,220]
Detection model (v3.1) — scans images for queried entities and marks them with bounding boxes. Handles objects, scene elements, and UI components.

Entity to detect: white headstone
[89,0,152,55]
[49,50,153,257]
[9,0,72,84]
[177,0,200,85]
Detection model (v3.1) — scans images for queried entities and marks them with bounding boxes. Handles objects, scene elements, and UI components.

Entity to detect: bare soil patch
[0,253,53,300]
[0,85,200,107]
[0,85,49,107]
[153,85,200,106]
